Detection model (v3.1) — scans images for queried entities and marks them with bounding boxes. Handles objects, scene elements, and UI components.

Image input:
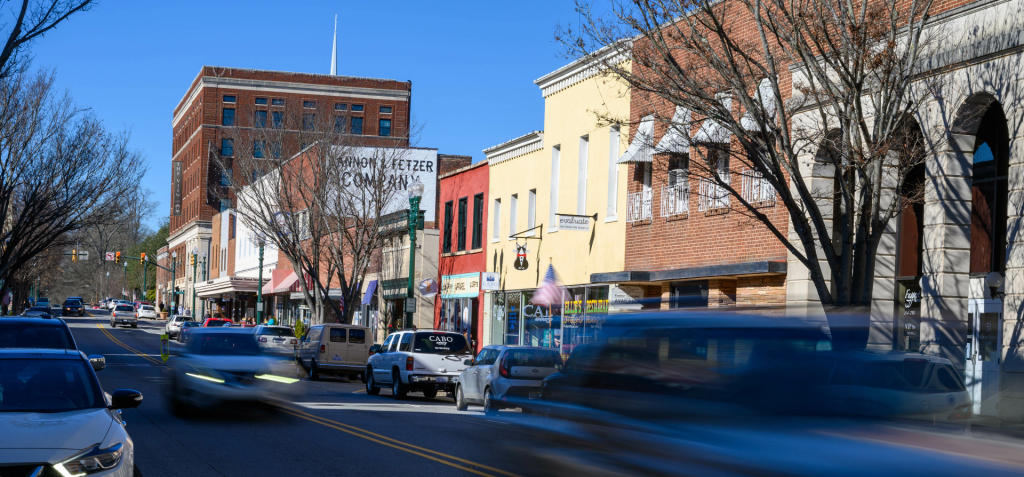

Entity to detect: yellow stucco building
[481,51,632,356]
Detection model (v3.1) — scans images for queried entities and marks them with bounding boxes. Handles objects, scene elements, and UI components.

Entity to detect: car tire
[423,388,438,399]
[131,322,138,328]
[309,360,320,381]
[455,386,468,411]
[110,321,116,328]
[392,370,407,399]
[359,372,366,384]
[366,368,381,395]
[483,388,498,416]
[134,463,143,477]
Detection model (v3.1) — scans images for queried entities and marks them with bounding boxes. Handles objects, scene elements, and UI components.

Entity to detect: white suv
[365,330,474,400]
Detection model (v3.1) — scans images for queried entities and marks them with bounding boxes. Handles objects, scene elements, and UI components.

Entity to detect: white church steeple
[330,15,338,75]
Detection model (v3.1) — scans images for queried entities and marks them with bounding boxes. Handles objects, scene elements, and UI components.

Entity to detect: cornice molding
[534,43,631,98]
[483,131,544,165]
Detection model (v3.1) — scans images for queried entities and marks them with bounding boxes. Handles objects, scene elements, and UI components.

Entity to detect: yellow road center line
[274,404,522,477]
[95,324,161,365]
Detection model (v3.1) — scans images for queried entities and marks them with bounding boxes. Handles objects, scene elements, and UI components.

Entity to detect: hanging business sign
[481,272,500,291]
[172,161,183,216]
[557,215,591,232]
[440,273,480,299]
[513,244,529,271]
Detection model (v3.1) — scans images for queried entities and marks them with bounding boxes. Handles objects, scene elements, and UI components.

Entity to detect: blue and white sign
[441,272,480,298]
[481,272,500,291]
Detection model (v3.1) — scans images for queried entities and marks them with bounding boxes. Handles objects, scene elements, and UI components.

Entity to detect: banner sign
[441,272,480,298]
[172,161,183,216]
[557,215,591,232]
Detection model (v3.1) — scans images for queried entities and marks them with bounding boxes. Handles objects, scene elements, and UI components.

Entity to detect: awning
[260,270,292,295]
[195,276,264,298]
[655,106,691,154]
[274,271,299,293]
[616,115,655,164]
[741,79,777,132]
[361,280,378,305]
[692,95,732,144]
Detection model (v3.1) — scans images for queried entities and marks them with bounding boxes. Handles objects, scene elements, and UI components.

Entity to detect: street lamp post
[405,179,424,330]
[191,247,198,317]
[123,261,127,300]
[171,251,178,312]
[200,252,207,318]
[257,241,265,324]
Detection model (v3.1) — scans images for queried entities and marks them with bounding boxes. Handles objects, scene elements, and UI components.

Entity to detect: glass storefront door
[504,292,522,345]
[967,299,1002,416]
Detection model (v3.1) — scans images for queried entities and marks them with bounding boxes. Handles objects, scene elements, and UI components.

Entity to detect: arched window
[969,106,1009,274]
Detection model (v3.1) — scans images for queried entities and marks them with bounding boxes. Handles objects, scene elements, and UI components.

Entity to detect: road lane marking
[96,324,162,365]
[275,404,521,477]
[295,402,478,414]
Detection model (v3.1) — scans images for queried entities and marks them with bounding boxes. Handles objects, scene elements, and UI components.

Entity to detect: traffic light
[190,254,196,266]
[71,249,77,263]
[140,253,146,264]
[115,251,121,264]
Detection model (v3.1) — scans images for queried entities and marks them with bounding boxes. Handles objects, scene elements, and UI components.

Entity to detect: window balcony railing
[627,190,653,223]
[661,182,689,217]
[741,170,776,205]
[697,178,730,212]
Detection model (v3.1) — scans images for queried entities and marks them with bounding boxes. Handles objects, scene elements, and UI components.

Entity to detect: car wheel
[309,360,320,381]
[131,322,138,328]
[366,368,381,395]
[392,370,407,399]
[359,372,366,384]
[423,388,438,399]
[455,386,467,411]
[483,388,498,416]
[110,321,116,328]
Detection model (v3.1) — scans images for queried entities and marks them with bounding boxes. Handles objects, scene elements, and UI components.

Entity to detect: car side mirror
[89,355,106,372]
[464,359,474,366]
[108,389,143,410]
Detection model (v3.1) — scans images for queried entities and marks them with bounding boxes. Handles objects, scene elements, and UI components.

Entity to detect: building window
[303,113,315,131]
[223,95,236,103]
[271,142,282,159]
[254,110,267,128]
[221,138,234,157]
[472,193,483,249]
[607,125,620,219]
[303,100,316,108]
[379,119,391,137]
[222,108,235,126]
[380,106,392,114]
[219,198,231,212]
[334,115,345,133]
[443,201,453,254]
[492,198,501,241]
[549,146,560,230]
[254,141,265,158]
[220,168,231,187]
[351,104,364,112]
[577,135,589,215]
[528,189,536,229]
[229,214,236,239]
[457,197,468,252]
[335,103,347,111]
[272,111,283,128]
[255,97,268,105]
[271,98,285,106]
[509,193,518,239]
[351,117,363,135]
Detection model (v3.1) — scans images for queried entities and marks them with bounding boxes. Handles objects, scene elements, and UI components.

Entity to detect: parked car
[109,305,138,328]
[0,349,143,476]
[62,299,85,317]
[296,324,372,381]
[254,325,298,356]
[455,346,562,414]
[137,304,159,320]
[178,321,201,343]
[107,300,127,311]
[0,316,78,350]
[23,306,54,319]
[365,330,473,399]
[165,315,195,338]
[202,318,232,327]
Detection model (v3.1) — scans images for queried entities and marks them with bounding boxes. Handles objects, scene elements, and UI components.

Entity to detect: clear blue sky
[28,0,593,229]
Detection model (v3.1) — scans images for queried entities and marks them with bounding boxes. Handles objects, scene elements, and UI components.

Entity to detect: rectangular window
[303,113,315,131]
[254,141,265,158]
[255,97,268,105]
[220,138,234,156]
[271,98,285,106]
[272,111,283,128]
[351,104,364,112]
[492,198,501,241]
[457,197,468,252]
[335,103,347,111]
[303,100,317,108]
[220,168,231,187]
[349,329,365,344]
[230,214,236,239]
[254,110,267,128]
[271,142,282,159]
[549,146,560,230]
[607,125,620,219]
[509,194,518,239]
[528,189,536,229]
[443,201,453,254]
[334,115,345,133]
[380,106,393,114]
[223,95,236,103]
[379,119,392,137]
[577,136,589,215]
[330,328,346,342]
[221,108,235,126]
[472,193,483,249]
[351,117,363,135]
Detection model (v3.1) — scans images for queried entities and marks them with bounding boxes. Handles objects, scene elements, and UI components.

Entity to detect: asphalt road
[68,309,530,477]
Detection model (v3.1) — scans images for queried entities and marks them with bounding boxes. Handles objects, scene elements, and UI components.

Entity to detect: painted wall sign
[481,272,500,291]
[557,215,591,231]
[513,243,529,271]
[335,146,439,222]
[172,161,183,216]
[440,272,480,298]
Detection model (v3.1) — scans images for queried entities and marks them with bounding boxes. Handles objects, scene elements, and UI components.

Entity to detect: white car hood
[0,408,112,451]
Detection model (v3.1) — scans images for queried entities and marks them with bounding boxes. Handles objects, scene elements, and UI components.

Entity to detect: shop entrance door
[967,299,1002,417]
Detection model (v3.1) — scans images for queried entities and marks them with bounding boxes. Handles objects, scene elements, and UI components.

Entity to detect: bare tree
[562,0,951,315]
[0,0,94,78]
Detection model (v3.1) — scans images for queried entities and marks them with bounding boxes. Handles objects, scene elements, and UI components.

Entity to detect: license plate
[529,391,541,399]
[436,377,448,383]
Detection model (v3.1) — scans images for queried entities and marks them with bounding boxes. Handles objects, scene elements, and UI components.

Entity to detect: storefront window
[505,291,522,345]
[560,286,608,359]
[522,290,554,348]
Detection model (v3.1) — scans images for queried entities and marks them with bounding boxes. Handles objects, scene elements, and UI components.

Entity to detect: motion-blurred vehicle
[62,299,85,317]
[165,315,195,338]
[202,318,232,327]
[35,297,51,308]
[178,321,201,343]
[365,330,473,399]
[0,349,143,476]
[253,325,298,357]
[137,304,159,320]
[109,305,138,328]
[22,306,54,319]
[0,317,77,350]
[456,346,562,414]
[167,328,299,414]
[296,324,370,381]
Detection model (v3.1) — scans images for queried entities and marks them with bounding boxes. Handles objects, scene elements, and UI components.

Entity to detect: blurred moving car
[456,346,562,414]
[254,325,298,357]
[0,317,78,350]
[0,349,143,476]
[137,304,159,320]
[296,324,371,381]
[365,330,473,399]
[165,315,195,338]
[202,317,232,327]
[35,297,52,308]
[178,321,201,343]
[22,306,54,319]
[167,328,299,414]
[109,305,138,328]
[62,299,85,317]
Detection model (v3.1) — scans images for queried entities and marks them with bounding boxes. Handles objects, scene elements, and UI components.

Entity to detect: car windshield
[114,305,134,312]
[0,359,104,412]
[506,349,563,367]
[191,333,262,355]
[63,301,80,306]
[141,306,154,311]
[413,332,471,354]
[0,323,75,349]
[260,327,294,337]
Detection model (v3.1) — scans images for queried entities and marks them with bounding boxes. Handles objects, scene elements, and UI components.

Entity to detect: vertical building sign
[172,161,183,216]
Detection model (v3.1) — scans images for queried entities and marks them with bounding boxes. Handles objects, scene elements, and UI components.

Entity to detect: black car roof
[0,348,82,359]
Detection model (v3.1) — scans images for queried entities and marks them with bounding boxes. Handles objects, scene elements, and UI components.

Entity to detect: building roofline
[439,159,489,179]
[533,43,630,97]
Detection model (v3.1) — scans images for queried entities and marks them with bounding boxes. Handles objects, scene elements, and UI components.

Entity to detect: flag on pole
[132,291,136,301]
[531,264,566,307]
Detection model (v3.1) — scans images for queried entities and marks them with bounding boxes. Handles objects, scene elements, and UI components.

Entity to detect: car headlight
[54,443,123,476]
[186,367,225,384]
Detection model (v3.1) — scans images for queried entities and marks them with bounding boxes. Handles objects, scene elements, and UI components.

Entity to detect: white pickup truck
[365,330,474,399]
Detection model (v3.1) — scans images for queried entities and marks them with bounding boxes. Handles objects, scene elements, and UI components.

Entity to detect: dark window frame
[221,108,235,126]
[379,119,392,137]
[457,197,468,252]
[472,193,483,250]
[350,117,363,135]
[443,201,454,254]
[220,138,234,157]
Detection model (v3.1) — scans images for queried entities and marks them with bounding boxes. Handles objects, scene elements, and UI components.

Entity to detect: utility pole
[191,247,198,317]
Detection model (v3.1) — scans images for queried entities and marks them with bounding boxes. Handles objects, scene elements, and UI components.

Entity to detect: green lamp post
[405,178,424,330]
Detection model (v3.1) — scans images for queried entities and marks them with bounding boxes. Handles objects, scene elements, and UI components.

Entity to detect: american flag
[531,264,566,307]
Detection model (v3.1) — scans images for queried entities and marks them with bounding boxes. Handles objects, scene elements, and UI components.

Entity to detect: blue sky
[28,0,592,229]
